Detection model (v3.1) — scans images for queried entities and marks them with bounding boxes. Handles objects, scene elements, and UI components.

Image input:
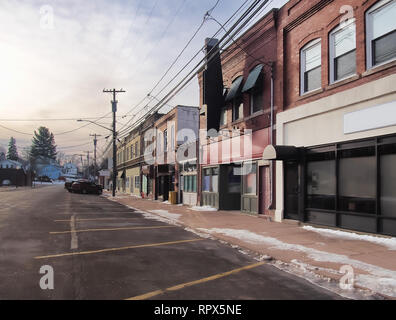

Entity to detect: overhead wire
[117,0,254,138]
[118,0,266,140]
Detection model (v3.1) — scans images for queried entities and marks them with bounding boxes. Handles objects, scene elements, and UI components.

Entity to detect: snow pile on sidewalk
[139,209,181,225]
[191,206,218,212]
[302,226,396,251]
[198,228,396,298]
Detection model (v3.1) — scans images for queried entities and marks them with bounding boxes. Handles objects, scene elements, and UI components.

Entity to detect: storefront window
[307,151,336,210]
[228,165,241,193]
[203,168,219,193]
[243,163,257,195]
[339,147,376,214]
[380,143,396,217]
[183,175,197,193]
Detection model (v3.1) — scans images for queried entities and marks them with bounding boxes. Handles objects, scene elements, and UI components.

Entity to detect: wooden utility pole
[84,151,91,179]
[103,88,126,197]
[90,133,102,181]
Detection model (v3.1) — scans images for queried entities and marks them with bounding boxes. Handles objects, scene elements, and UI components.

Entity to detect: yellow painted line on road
[54,218,141,222]
[126,262,266,300]
[50,225,177,235]
[34,238,204,260]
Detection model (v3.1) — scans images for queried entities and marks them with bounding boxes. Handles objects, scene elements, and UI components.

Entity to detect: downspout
[269,62,274,210]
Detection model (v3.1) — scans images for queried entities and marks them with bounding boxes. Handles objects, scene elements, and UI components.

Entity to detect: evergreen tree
[0,146,6,161]
[7,137,18,161]
[30,127,57,160]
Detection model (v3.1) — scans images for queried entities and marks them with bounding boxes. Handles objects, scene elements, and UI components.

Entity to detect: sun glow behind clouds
[0,0,289,154]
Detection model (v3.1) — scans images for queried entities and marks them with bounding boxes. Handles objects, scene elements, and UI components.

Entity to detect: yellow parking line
[54,218,141,222]
[50,225,177,235]
[126,262,266,300]
[34,238,204,260]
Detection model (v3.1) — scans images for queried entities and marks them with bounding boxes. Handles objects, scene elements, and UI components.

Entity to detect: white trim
[366,0,396,69]
[329,20,356,84]
[300,39,322,95]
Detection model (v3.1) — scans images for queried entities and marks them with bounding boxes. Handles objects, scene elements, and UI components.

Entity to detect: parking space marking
[34,238,205,260]
[54,218,141,222]
[126,262,266,300]
[50,225,178,235]
[70,215,78,250]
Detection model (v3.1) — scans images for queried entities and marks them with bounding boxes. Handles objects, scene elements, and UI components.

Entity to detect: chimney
[203,38,224,134]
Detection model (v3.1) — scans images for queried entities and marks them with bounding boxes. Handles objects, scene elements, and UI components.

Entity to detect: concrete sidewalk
[104,192,396,299]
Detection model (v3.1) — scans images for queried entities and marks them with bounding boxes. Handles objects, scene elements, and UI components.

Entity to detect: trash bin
[169,191,178,205]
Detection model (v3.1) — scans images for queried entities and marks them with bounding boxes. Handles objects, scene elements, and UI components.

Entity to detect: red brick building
[264,0,396,236]
[198,9,278,215]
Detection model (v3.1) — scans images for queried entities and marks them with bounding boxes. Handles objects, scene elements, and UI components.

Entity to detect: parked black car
[71,181,103,195]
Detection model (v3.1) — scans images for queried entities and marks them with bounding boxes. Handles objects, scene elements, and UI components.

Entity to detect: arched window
[242,64,264,115]
[329,19,356,83]
[225,76,244,122]
[300,39,322,94]
[366,0,396,69]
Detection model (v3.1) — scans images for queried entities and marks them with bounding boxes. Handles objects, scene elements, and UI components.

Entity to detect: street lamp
[77,119,118,197]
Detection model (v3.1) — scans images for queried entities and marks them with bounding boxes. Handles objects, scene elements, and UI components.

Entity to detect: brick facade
[276,0,396,111]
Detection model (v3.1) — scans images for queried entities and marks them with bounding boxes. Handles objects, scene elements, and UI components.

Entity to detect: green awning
[225,76,243,102]
[242,64,263,92]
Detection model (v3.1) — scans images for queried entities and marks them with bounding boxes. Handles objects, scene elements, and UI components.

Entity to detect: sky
[0,0,288,160]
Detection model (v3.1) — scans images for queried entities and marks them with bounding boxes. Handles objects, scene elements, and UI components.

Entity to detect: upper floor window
[135,141,139,157]
[164,129,168,152]
[242,64,264,115]
[170,125,175,151]
[300,39,322,94]
[366,0,396,69]
[225,76,244,122]
[329,20,356,83]
[220,108,227,127]
[232,97,243,122]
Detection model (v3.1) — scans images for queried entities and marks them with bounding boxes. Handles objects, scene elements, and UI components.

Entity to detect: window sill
[245,110,265,122]
[231,119,244,126]
[363,59,396,78]
[298,88,324,101]
[327,74,360,90]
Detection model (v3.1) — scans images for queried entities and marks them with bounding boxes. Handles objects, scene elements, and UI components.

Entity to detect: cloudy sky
[0,0,288,159]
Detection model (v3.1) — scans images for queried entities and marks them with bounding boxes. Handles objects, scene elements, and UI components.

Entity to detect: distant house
[34,157,62,180]
[40,165,62,180]
[0,159,22,169]
[61,163,79,180]
[0,159,32,186]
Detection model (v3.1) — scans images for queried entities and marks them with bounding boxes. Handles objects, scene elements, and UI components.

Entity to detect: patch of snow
[198,228,396,297]
[191,206,218,212]
[273,260,379,300]
[302,226,396,251]
[149,210,181,220]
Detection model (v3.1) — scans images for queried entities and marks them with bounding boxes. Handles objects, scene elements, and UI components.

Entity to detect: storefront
[155,164,175,202]
[141,165,154,199]
[126,166,140,196]
[201,164,242,210]
[180,160,198,206]
[267,74,396,236]
[274,134,396,236]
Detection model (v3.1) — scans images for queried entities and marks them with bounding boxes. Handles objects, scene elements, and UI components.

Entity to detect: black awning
[263,145,300,161]
[225,76,243,102]
[120,171,126,179]
[242,64,263,93]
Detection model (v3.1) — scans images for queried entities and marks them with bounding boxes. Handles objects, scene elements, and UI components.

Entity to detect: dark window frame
[300,133,396,236]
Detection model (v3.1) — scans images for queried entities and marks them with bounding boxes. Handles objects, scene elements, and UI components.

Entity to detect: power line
[118,0,266,139]
[0,116,123,122]
[118,0,254,136]
[0,112,112,137]
[118,0,230,128]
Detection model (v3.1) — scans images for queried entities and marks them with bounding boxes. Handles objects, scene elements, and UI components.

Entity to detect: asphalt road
[0,185,343,300]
